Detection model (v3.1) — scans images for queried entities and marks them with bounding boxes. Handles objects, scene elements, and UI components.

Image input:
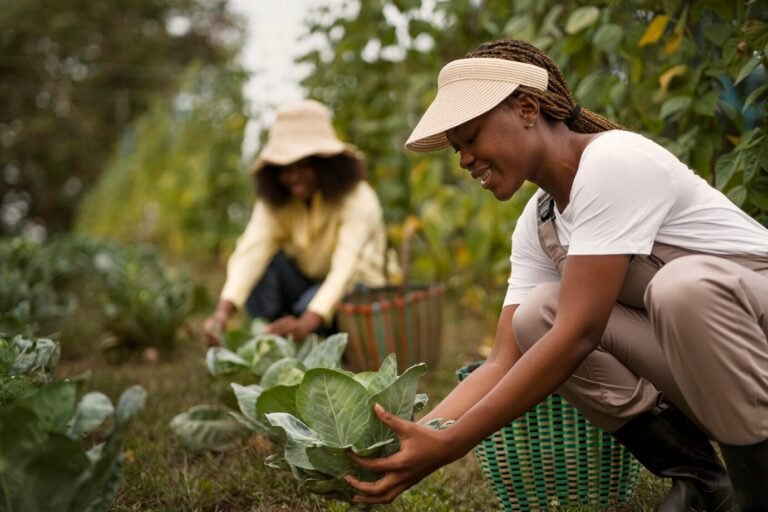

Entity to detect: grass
[55,298,666,511]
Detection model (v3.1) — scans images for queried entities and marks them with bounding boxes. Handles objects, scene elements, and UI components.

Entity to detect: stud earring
[526,122,535,129]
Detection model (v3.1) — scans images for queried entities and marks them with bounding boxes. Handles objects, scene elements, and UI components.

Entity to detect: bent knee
[513,282,560,353]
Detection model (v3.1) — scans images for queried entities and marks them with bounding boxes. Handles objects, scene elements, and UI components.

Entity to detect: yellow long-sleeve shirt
[220,181,397,323]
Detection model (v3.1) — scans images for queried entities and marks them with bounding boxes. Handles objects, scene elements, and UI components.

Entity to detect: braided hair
[467,40,622,134]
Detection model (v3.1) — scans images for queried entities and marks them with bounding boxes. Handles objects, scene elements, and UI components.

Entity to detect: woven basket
[337,283,446,373]
[457,362,642,512]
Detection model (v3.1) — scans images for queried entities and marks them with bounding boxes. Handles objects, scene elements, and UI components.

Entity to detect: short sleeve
[566,138,675,255]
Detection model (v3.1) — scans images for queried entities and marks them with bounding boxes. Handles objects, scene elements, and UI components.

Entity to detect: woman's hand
[345,404,468,505]
[267,311,323,341]
[203,313,227,347]
[203,300,236,346]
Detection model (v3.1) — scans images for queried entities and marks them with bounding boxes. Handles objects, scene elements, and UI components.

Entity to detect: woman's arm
[418,304,520,424]
[347,253,630,504]
[219,202,282,309]
[445,254,630,448]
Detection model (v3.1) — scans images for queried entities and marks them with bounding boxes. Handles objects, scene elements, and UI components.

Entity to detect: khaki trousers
[512,251,768,445]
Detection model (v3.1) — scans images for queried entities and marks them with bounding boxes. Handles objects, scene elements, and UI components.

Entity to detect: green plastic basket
[457,362,642,512]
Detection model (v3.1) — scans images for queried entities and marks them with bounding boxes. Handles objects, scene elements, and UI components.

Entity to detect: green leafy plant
[0,334,60,406]
[0,381,147,512]
[0,235,194,352]
[261,353,432,501]
[92,242,193,348]
[0,335,147,512]
[170,324,348,452]
[0,237,78,337]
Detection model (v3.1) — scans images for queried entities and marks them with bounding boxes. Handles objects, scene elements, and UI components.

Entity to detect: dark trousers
[244,251,318,320]
[244,251,338,336]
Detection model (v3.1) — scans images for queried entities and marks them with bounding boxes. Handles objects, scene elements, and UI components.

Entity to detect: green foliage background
[0,0,244,236]
[42,0,768,323]
[297,0,768,318]
[74,65,251,260]
[6,3,765,508]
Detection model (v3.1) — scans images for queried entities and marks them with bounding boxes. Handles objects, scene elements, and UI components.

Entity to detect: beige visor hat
[249,99,360,174]
[405,58,549,152]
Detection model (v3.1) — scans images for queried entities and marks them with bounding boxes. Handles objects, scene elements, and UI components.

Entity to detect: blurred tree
[0,0,244,237]
[74,64,251,262]
[298,0,768,321]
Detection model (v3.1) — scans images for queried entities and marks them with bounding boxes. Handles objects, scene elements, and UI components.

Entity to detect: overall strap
[536,192,568,273]
[532,192,727,309]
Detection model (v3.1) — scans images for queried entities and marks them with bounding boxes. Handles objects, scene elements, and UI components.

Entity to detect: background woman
[347,40,768,511]
[204,99,396,344]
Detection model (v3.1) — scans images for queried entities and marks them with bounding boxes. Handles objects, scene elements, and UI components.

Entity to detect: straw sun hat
[405,58,549,152]
[249,99,361,174]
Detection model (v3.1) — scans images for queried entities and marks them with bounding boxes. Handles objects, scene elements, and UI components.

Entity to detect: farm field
[56,299,666,512]
[4,2,766,510]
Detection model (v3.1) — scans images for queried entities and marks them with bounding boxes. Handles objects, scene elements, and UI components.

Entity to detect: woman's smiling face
[278,158,318,201]
[445,97,537,201]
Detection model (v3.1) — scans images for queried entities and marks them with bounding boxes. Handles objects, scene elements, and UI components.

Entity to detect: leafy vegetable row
[0,335,146,512]
[170,322,441,502]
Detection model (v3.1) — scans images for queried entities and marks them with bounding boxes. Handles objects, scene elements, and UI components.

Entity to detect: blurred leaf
[230,383,262,422]
[749,177,768,210]
[735,54,762,85]
[744,83,768,111]
[745,20,768,51]
[17,381,77,433]
[694,91,719,117]
[114,385,147,426]
[664,30,684,55]
[169,404,250,452]
[206,347,250,377]
[727,184,748,207]
[659,96,691,119]
[300,332,347,370]
[67,392,114,439]
[638,15,669,46]
[659,65,687,91]
[716,151,744,190]
[593,24,624,52]
[564,6,600,35]
[703,20,731,46]
[260,358,305,388]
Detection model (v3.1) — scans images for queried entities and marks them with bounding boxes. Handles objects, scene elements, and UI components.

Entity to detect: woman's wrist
[300,310,324,332]
[417,420,474,469]
[442,416,483,461]
[215,300,236,319]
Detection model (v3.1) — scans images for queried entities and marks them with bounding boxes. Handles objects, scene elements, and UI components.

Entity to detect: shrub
[0,235,194,355]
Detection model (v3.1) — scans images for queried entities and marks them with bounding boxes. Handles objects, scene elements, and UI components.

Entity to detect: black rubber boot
[720,438,768,512]
[612,404,736,511]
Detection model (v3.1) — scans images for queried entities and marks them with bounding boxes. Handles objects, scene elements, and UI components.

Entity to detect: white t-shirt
[504,130,768,306]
